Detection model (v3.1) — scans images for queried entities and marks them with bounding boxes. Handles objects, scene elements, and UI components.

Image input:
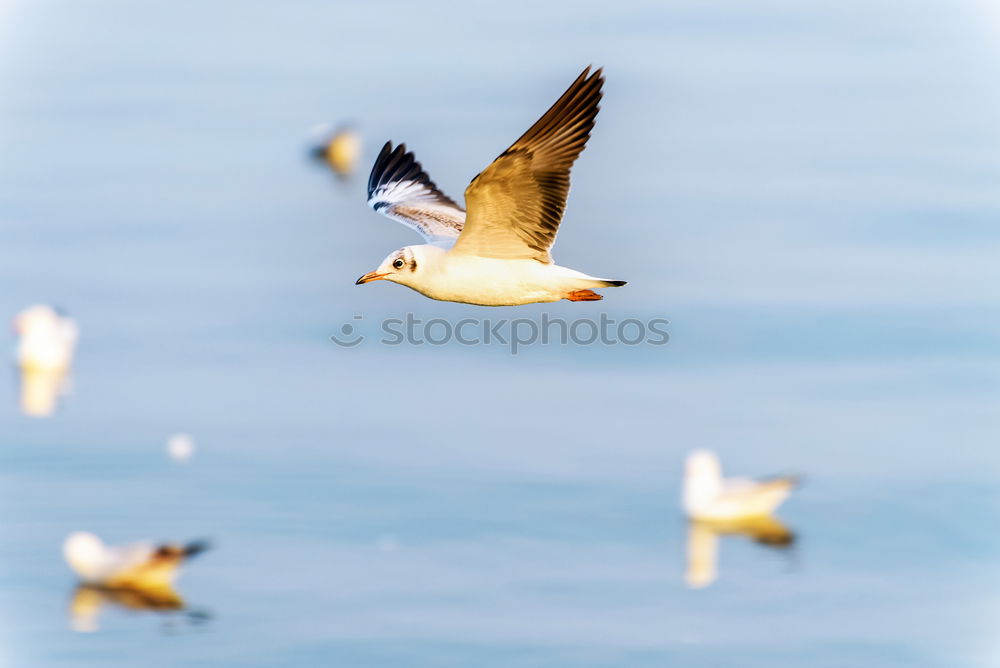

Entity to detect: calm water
[1,1,999,666]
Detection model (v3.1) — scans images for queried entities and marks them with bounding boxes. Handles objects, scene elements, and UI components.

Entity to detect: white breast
[415,255,600,306]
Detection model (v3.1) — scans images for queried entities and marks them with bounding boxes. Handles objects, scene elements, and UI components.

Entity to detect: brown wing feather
[453,67,604,262]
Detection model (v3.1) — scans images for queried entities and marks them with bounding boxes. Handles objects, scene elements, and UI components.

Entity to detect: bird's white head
[683,450,724,516]
[63,532,108,582]
[356,245,442,290]
[12,305,60,336]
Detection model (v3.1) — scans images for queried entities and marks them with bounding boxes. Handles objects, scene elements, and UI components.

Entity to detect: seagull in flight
[356,67,625,306]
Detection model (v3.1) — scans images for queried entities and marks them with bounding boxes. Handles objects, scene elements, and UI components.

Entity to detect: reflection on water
[685,516,796,589]
[69,584,181,632]
[18,366,71,418]
[68,585,211,634]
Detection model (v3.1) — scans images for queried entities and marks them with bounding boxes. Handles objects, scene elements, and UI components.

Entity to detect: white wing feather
[366,142,465,244]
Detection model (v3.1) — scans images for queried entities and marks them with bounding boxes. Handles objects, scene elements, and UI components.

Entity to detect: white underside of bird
[367,245,622,306]
[355,67,625,306]
[683,450,798,521]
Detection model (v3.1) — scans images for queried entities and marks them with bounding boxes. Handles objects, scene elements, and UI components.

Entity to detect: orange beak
[355,271,388,285]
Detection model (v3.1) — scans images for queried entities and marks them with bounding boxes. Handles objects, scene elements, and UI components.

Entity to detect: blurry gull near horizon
[12,304,78,418]
[309,122,362,180]
[355,66,628,306]
[682,450,799,589]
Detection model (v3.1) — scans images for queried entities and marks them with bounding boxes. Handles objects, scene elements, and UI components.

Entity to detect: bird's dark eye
[392,258,405,270]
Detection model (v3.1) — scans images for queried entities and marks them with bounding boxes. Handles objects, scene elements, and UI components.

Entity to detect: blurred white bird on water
[682,450,799,588]
[12,304,78,417]
[683,449,798,521]
[62,532,210,592]
[13,304,77,370]
[309,123,361,179]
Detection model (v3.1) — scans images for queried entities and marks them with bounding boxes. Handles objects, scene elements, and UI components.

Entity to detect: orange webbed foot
[565,290,603,302]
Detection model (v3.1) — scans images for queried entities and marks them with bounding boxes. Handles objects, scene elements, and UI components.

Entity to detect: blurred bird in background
[682,450,798,521]
[12,304,78,417]
[682,450,799,588]
[309,123,362,179]
[62,532,210,592]
[13,304,77,372]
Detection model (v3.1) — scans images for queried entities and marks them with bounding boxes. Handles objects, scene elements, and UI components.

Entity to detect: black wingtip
[182,539,212,558]
[367,141,395,196]
[368,141,413,199]
[366,141,463,210]
[309,144,327,161]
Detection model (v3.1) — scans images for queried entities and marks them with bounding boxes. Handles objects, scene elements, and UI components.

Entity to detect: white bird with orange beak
[356,67,626,306]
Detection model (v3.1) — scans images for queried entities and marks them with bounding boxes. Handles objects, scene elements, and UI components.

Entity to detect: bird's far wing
[367,142,466,243]
[718,476,798,508]
[721,476,757,493]
[757,474,801,489]
[452,67,604,263]
[60,318,79,347]
[101,542,155,579]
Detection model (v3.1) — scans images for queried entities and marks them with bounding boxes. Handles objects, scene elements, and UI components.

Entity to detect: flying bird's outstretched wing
[367,142,466,243]
[452,67,604,263]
